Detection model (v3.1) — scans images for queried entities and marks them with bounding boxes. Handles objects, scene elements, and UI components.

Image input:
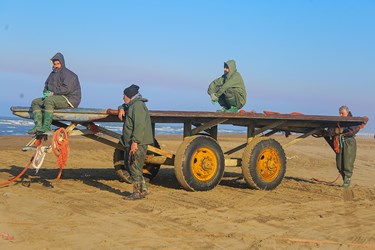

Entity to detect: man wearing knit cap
[118,84,154,200]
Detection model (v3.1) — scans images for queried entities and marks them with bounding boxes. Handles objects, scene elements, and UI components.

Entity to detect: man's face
[224,66,229,74]
[52,60,62,70]
[339,109,349,117]
[123,94,131,104]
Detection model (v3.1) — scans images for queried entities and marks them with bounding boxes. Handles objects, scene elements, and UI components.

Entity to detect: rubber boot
[125,182,143,200]
[342,176,351,189]
[141,180,150,198]
[27,111,43,134]
[38,111,54,133]
[121,169,133,184]
[224,106,239,113]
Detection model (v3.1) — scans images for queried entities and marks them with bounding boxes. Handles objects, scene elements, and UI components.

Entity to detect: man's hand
[335,127,343,134]
[211,93,218,104]
[118,108,125,121]
[42,90,54,99]
[130,141,138,154]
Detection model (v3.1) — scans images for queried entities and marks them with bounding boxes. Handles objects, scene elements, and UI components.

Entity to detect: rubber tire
[241,138,286,190]
[113,139,161,183]
[174,135,225,191]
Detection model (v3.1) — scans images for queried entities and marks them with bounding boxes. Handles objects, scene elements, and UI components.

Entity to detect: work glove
[42,90,54,99]
[211,93,218,105]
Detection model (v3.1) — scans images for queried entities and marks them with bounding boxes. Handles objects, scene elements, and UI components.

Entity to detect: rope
[31,145,48,173]
[1,128,71,187]
[0,140,41,187]
[0,154,35,187]
[333,124,341,154]
[311,173,341,185]
[52,128,70,180]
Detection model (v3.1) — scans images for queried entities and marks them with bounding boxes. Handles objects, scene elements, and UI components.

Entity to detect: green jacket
[121,96,154,147]
[207,60,247,107]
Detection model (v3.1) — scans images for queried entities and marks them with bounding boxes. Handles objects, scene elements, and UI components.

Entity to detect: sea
[1,116,373,139]
[0,116,248,136]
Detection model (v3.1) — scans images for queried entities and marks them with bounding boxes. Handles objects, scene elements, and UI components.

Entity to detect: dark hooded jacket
[121,95,154,147]
[44,53,81,108]
[207,60,246,108]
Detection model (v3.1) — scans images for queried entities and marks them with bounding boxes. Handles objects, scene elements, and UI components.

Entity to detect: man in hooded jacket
[28,52,81,134]
[208,60,246,112]
[118,84,154,200]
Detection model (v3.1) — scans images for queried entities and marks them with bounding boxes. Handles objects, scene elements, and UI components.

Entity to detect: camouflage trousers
[124,144,148,187]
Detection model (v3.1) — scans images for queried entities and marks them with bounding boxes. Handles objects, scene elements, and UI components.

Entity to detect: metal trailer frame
[10,106,368,191]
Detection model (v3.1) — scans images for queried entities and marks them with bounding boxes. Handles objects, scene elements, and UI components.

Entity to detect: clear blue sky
[1,0,374,132]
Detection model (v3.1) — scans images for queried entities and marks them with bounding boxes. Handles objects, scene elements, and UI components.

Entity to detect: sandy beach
[0,134,374,249]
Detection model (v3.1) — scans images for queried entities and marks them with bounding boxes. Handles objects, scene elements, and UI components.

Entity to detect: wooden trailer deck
[10,106,369,191]
[11,106,367,134]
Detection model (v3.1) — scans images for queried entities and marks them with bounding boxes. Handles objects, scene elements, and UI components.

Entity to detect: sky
[0,0,374,132]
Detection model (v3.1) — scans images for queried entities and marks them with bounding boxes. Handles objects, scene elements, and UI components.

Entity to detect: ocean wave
[0,119,34,126]
[0,117,373,138]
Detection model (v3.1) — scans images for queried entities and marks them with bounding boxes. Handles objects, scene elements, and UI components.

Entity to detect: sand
[0,134,374,250]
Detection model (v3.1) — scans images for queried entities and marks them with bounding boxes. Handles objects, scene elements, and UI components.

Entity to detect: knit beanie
[123,84,140,98]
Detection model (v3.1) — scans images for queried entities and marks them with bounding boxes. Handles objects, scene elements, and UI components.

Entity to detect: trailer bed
[10,106,368,135]
[9,106,369,191]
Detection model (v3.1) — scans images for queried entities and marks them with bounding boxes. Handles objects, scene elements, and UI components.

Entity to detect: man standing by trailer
[118,84,154,200]
[208,60,247,112]
[336,105,359,188]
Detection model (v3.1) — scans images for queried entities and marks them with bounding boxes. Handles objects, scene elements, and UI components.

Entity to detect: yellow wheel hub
[256,147,280,181]
[191,147,217,181]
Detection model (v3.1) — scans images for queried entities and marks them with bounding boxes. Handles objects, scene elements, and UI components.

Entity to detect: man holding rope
[336,105,359,188]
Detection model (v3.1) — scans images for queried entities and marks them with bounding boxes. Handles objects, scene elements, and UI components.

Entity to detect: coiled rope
[0,128,70,187]
[52,128,69,181]
[0,139,41,187]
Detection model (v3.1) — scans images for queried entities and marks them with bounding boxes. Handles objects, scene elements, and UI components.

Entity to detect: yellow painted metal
[191,147,217,181]
[256,147,280,182]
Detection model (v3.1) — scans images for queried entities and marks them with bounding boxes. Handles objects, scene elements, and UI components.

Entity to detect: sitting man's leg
[218,88,244,113]
[217,94,231,112]
[39,95,70,133]
[28,98,44,134]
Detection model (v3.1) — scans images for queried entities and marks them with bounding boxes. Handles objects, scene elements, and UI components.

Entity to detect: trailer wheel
[174,135,225,191]
[241,138,286,190]
[113,139,161,183]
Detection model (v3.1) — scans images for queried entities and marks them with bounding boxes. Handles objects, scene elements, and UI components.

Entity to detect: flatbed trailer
[10,106,368,191]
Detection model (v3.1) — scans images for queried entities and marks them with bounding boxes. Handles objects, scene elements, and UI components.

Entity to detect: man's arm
[131,102,147,144]
[216,73,243,97]
[57,73,80,96]
[207,76,223,95]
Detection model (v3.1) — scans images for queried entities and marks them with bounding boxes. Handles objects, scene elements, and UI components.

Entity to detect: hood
[224,60,237,78]
[51,52,65,68]
[129,95,148,105]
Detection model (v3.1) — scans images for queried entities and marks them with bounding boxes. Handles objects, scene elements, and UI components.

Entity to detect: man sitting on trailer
[28,52,81,134]
[207,59,247,112]
[118,84,154,200]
